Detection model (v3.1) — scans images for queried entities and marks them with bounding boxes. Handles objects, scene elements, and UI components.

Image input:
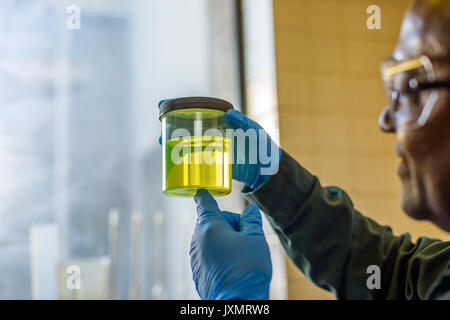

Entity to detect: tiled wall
[272,0,450,299]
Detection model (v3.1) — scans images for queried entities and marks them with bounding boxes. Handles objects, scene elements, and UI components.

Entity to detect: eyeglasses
[381,55,450,130]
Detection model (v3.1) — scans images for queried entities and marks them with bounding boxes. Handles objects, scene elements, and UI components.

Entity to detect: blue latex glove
[190,190,272,300]
[224,110,282,190]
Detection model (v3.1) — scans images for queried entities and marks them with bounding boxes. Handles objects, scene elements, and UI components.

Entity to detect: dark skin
[378,0,450,231]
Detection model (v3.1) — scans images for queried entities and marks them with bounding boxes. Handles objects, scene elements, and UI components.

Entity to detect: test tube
[108,208,119,299]
[129,210,142,299]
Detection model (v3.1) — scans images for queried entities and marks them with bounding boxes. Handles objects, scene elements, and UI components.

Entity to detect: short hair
[408,0,450,55]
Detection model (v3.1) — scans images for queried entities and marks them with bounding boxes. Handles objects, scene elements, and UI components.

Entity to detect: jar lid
[158,97,234,120]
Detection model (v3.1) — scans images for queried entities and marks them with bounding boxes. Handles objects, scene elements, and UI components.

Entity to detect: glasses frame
[381,55,450,130]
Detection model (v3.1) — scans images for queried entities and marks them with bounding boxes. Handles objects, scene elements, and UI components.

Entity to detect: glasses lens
[381,56,436,129]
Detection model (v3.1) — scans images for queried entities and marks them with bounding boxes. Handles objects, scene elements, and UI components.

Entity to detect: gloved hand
[190,189,272,300]
[224,110,282,190]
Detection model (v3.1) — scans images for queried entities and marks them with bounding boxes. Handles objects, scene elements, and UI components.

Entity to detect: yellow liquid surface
[163,136,232,197]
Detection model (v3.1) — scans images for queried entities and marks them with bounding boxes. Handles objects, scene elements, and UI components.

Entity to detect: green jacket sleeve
[242,151,450,300]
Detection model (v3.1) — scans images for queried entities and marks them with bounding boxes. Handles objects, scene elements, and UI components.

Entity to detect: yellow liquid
[163,136,232,197]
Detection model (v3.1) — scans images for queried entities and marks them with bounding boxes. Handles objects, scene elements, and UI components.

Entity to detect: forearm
[242,152,356,297]
[242,151,450,299]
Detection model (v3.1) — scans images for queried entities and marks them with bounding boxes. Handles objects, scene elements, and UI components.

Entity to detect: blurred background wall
[0,0,249,299]
[270,0,450,299]
[241,0,286,299]
[0,0,288,300]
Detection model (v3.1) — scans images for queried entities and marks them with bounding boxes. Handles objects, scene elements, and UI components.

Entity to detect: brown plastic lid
[158,97,234,120]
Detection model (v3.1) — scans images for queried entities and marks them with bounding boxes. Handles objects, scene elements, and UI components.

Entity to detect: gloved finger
[194,190,235,228]
[231,163,252,185]
[158,99,170,107]
[239,203,264,236]
[225,110,261,131]
[221,211,241,231]
[159,136,162,145]
[194,189,222,218]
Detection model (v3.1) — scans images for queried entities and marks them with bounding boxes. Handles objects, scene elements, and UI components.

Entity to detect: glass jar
[159,97,234,197]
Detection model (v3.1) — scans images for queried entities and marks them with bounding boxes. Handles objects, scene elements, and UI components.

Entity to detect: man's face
[378,3,450,231]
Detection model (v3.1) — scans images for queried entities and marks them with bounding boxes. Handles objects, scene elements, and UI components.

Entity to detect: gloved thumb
[239,203,264,236]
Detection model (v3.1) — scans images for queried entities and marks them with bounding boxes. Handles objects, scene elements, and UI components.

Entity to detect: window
[0,0,243,299]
